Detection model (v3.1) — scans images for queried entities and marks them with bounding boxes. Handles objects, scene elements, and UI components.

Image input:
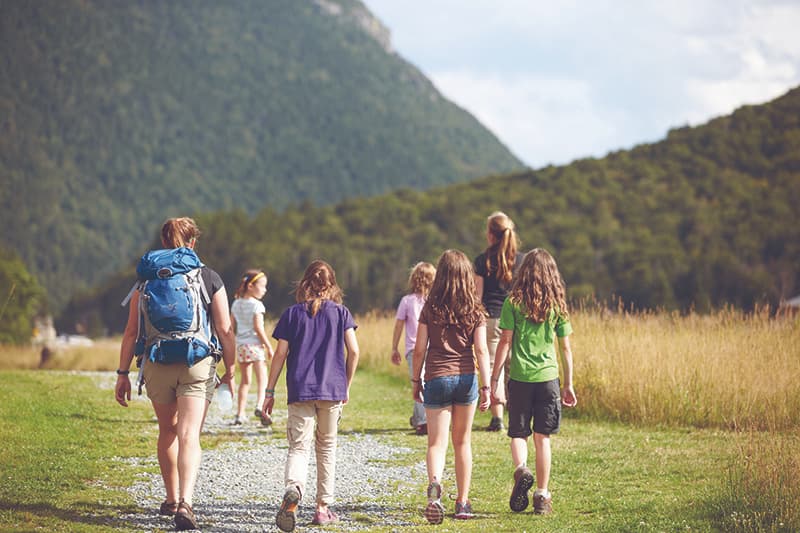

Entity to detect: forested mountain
[0,0,522,311]
[64,87,800,335]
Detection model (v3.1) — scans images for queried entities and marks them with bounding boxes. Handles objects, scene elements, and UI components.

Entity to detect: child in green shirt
[490,248,576,516]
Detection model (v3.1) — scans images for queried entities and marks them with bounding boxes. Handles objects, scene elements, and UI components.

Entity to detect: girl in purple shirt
[263,260,360,532]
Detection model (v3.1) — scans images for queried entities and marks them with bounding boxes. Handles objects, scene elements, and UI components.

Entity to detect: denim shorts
[423,373,478,409]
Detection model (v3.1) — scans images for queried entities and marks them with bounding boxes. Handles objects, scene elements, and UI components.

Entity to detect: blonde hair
[295,260,343,316]
[485,211,519,285]
[509,248,568,323]
[408,262,436,296]
[425,250,486,328]
[235,269,267,299]
[161,217,201,249]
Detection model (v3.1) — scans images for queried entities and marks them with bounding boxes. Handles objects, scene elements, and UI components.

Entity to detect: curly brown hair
[425,250,486,328]
[295,260,343,316]
[508,248,568,323]
[408,262,436,296]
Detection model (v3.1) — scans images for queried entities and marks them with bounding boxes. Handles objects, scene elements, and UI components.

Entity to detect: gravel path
[92,372,426,532]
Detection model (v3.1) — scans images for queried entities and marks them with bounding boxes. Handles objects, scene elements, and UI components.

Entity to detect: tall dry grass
[575,306,800,431]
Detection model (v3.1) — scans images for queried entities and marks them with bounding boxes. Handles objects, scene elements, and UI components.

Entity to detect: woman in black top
[474,212,523,431]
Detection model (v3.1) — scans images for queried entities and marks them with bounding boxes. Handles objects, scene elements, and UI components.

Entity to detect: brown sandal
[174,499,198,531]
[159,500,178,516]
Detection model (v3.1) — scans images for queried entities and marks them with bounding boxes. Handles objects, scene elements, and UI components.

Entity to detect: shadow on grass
[0,500,137,529]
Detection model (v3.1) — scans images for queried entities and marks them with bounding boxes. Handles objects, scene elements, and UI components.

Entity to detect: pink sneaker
[312,508,339,525]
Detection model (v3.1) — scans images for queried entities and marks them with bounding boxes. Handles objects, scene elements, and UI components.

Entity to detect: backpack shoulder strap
[120,280,143,307]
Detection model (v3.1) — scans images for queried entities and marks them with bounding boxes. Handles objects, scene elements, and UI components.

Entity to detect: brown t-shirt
[418,304,486,381]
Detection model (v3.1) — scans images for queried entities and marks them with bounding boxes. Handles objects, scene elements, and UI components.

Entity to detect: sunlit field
[2,308,798,530]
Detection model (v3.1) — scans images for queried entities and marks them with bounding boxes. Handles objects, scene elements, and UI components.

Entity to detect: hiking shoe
[158,500,177,516]
[276,486,301,532]
[510,465,534,512]
[424,500,445,524]
[174,500,198,531]
[232,415,243,425]
[486,416,504,432]
[311,508,339,525]
[533,491,553,515]
[256,408,273,427]
[415,423,428,436]
[409,416,416,428]
[424,481,444,524]
[454,500,474,519]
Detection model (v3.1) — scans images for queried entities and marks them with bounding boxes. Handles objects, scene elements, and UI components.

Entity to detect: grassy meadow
[1,309,798,531]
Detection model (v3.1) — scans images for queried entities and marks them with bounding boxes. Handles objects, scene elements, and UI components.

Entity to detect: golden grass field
[3,307,799,527]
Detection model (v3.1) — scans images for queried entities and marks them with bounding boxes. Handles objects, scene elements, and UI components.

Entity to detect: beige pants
[285,400,343,505]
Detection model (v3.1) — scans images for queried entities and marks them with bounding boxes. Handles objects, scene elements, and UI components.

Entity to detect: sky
[361,0,800,168]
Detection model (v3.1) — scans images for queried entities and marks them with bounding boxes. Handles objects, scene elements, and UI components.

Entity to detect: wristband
[116,369,130,375]
[265,388,275,397]
[480,386,490,392]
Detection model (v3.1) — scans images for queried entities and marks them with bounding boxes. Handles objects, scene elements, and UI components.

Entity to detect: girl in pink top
[391,262,436,435]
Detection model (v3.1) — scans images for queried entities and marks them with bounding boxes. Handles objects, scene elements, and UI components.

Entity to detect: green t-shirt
[499,298,573,383]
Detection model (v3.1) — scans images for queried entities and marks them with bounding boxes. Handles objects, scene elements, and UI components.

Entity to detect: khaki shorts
[142,356,217,404]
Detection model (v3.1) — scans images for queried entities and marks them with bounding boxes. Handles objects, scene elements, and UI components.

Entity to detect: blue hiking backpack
[121,247,220,375]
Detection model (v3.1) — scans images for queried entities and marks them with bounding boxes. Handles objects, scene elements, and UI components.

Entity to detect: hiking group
[114,213,576,531]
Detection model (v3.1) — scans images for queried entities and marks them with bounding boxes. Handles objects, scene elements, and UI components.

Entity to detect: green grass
[0,368,762,532]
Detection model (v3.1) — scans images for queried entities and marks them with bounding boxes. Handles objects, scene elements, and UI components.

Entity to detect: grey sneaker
[454,500,474,519]
[276,486,301,532]
[424,481,444,524]
[510,466,534,512]
[533,491,553,515]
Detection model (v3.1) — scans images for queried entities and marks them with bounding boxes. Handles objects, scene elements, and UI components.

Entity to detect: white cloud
[363,0,800,167]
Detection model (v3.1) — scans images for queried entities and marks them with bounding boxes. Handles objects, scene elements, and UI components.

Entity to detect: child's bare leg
[533,432,551,491]
[511,436,528,467]
[253,360,267,410]
[425,407,452,483]
[451,402,477,503]
[236,361,252,417]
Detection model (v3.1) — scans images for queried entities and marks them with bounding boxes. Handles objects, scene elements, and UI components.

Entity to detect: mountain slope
[65,87,800,334]
[0,0,522,310]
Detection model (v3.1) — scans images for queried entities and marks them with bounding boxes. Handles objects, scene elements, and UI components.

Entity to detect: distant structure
[778,295,800,316]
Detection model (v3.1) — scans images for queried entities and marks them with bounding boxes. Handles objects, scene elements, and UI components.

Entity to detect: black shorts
[507,378,561,438]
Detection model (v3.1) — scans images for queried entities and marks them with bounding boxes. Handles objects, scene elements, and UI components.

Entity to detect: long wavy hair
[484,211,519,285]
[408,262,436,296]
[425,250,486,328]
[508,248,568,323]
[295,260,343,317]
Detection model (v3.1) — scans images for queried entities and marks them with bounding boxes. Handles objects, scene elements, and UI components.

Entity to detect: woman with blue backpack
[114,216,236,531]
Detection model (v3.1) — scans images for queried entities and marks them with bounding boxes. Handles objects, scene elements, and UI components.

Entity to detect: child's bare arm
[559,336,577,407]
[390,319,404,365]
[491,329,513,403]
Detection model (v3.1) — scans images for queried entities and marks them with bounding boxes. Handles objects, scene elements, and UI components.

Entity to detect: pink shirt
[395,293,426,354]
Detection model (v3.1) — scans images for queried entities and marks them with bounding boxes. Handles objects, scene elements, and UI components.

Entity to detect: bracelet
[265,388,275,397]
[411,379,421,383]
[491,376,499,382]
[480,386,490,392]
[116,369,130,375]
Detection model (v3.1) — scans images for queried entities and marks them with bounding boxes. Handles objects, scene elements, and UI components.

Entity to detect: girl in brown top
[411,249,492,523]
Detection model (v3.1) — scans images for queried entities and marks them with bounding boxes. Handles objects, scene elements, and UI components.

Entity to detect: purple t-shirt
[272,300,357,403]
[395,293,426,354]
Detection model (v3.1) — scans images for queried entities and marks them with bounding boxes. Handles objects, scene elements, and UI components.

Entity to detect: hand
[478,388,491,412]
[262,396,276,415]
[391,349,402,366]
[219,369,236,393]
[412,381,424,403]
[562,386,577,408]
[115,375,131,407]
[491,381,506,406]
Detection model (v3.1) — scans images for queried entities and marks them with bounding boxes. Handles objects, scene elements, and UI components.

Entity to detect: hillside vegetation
[0,0,522,310]
[64,87,800,335]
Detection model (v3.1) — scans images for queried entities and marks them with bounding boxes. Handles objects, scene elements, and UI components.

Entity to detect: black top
[201,266,225,298]
[474,251,524,318]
